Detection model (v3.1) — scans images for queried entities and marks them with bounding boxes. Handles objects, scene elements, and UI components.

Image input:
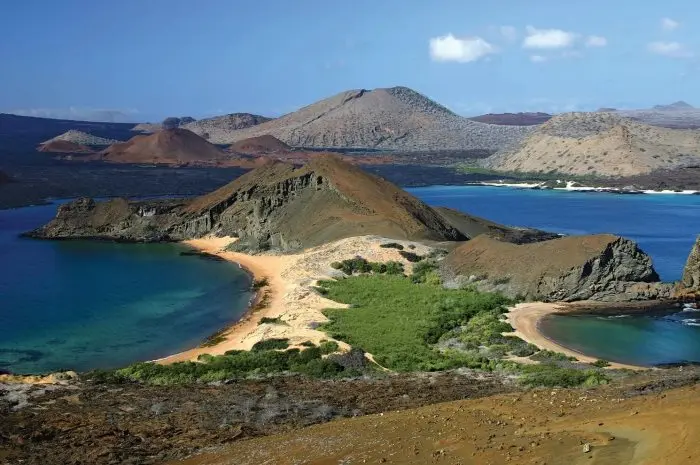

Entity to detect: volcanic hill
[98,128,227,165]
[41,130,119,147]
[484,112,700,177]
[440,234,667,301]
[37,140,93,154]
[29,154,553,250]
[183,113,272,141]
[229,135,291,154]
[193,87,533,151]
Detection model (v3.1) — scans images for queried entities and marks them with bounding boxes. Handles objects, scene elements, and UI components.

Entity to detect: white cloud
[585,35,607,47]
[500,26,517,42]
[429,34,496,63]
[523,26,577,49]
[661,17,680,31]
[648,41,693,58]
[529,55,548,63]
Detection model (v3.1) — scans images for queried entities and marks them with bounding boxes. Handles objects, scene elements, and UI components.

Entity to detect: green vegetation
[530,350,578,363]
[591,359,611,368]
[199,329,228,348]
[319,340,340,354]
[398,250,423,262]
[90,345,350,385]
[519,364,609,387]
[319,274,512,371]
[251,338,290,351]
[410,260,440,284]
[300,340,316,347]
[258,316,286,325]
[379,242,404,250]
[330,257,404,276]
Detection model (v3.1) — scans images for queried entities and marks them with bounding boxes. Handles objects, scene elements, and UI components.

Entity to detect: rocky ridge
[27,155,553,251]
[183,113,272,141]
[681,236,700,292]
[193,87,534,151]
[484,112,700,177]
[41,130,120,146]
[440,234,669,302]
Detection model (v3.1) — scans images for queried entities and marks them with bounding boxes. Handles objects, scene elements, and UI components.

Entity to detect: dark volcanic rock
[681,236,700,291]
[0,170,13,185]
[441,234,669,302]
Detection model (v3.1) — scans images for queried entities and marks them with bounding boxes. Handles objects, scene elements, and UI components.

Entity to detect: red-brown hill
[229,135,291,154]
[99,128,226,165]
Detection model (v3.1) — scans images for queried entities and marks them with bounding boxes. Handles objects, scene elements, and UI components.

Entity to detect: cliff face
[681,236,700,291]
[28,155,559,252]
[441,234,668,302]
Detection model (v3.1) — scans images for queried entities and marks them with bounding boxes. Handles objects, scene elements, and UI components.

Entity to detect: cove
[0,202,252,374]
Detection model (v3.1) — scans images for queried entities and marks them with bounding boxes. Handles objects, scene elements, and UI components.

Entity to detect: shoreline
[470,181,700,195]
[505,302,648,370]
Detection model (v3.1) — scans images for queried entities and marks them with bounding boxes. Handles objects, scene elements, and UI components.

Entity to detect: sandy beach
[158,235,434,364]
[506,302,647,370]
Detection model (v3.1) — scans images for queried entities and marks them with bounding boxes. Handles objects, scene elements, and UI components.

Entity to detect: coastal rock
[28,155,557,251]
[440,234,667,302]
[681,235,700,291]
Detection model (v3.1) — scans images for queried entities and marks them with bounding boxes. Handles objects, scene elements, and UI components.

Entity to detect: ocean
[0,202,252,374]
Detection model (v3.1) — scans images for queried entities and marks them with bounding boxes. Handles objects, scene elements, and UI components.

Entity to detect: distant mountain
[38,140,94,154]
[42,130,119,146]
[229,135,291,154]
[196,87,534,151]
[99,128,227,165]
[484,112,700,177]
[467,112,552,126]
[183,113,273,141]
[132,116,199,133]
[652,101,695,111]
[0,113,134,140]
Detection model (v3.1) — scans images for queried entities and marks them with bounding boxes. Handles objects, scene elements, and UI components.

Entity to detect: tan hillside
[37,140,94,153]
[191,87,533,151]
[484,112,700,177]
[229,134,291,153]
[98,128,227,165]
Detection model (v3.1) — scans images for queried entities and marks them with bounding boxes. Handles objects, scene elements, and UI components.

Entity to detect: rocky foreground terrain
[484,112,700,177]
[188,87,534,151]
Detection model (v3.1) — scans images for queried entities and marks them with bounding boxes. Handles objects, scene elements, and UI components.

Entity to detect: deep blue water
[409,186,700,366]
[409,186,700,282]
[0,203,252,374]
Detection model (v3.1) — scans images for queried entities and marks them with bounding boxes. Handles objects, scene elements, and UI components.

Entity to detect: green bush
[251,338,290,351]
[258,316,285,325]
[511,342,539,357]
[519,364,610,387]
[530,350,578,363]
[319,340,340,354]
[252,277,269,289]
[591,359,611,368]
[398,250,423,262]
[411,260,439,283]
[384,261,405,275]
[379,242,404,250]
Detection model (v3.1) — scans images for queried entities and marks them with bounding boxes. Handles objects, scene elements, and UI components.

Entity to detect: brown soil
[229,134,291,153]
[37,140,94,153]
[98,128,227,165]
[172,378,700,465]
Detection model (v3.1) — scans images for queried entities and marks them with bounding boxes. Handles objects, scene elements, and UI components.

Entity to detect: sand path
[506,302,646,370]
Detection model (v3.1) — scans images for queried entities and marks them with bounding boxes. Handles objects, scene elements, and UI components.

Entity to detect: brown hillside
[441,234,662,301]
[99,128,226,165]
[37,140,94,153]
[229,135,291,154]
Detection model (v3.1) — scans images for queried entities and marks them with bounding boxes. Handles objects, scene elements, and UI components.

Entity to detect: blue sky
[1,0,698,122]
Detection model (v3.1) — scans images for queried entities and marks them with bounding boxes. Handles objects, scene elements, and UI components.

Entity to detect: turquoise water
[0,203,252,374]
[409,186,700,366]
[540,310,700,367]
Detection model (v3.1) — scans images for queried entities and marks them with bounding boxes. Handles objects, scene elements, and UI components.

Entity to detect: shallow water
[0,203,252,374]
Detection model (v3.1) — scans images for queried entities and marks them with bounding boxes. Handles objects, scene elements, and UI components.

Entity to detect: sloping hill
[183,113,272,141]
[193,87,533,151]
[441,234,665,301]
[41,130,119,146]
[98,128,226,165]
[29,154,556,251]
[229,135,291,153]
[484,112,700,177]
[37,140,94,153]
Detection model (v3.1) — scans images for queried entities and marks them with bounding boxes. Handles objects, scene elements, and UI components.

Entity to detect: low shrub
[379,242,404,250]
[398,250,423,263]
[384,261,405,275]
[319,340,340,354]
[411,260,439,283]
[530,350,578,363]
[258,317,285,325]
[519,364,610,387]
[251,338,290,351]
[591,359,611,368]
[252,277,269,289]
